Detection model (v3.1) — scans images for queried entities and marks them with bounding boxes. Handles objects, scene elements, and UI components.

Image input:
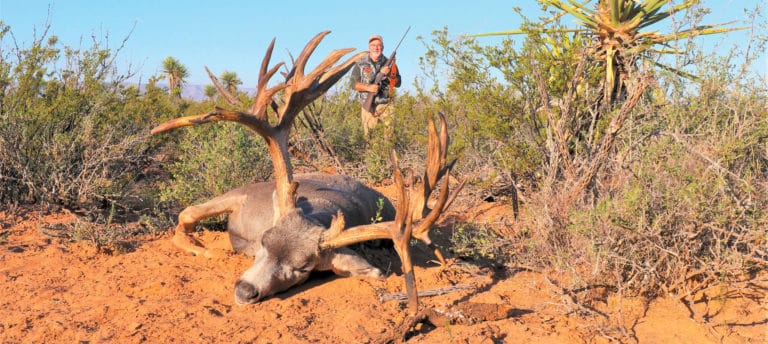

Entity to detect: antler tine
[205,66,242,107]
[409,113,450,220]
[150,107,255,135]
[277,40,360,133]
[317,50,367,89]
[291,30,330,80]
[305,47,356,85]
[411,162,454,266]
[391,153,419,314]
[251,37,288,118]
[258,38,277,83]
[425,112,449,200]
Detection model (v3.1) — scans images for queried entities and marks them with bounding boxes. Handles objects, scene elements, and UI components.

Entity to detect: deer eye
[295,261,313,273]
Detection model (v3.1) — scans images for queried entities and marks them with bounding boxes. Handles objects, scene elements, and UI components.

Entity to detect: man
[349,34,402,137]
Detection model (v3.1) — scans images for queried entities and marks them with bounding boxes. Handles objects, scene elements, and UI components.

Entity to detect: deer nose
[234,280,259,304]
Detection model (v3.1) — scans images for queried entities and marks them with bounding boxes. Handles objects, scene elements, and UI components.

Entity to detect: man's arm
[349,63,379,93]
[355,82,378,93]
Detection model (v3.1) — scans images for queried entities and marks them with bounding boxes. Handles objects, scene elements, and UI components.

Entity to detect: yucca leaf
[639,0,699,29]
[604,46,616,102]
[473,29,529,37]
[636,0,687,28]
[565,0,596,16]
[641,0,671,16]
[473,28,584,37]
[656,24,747,43]
[645,48,684,54]
[648,59,700,81]
[544,0,598,27]
[668,0,699,14]
[610,0,621,25]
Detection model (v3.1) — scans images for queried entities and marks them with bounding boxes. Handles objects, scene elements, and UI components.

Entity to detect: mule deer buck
[151,31,458,313]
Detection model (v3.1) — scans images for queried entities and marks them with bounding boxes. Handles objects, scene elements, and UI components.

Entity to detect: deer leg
[172,193,246,258]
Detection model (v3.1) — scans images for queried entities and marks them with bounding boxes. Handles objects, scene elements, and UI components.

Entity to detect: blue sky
[1,1,763,91]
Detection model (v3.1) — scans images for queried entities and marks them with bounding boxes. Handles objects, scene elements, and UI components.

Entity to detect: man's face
[369,39,383,61]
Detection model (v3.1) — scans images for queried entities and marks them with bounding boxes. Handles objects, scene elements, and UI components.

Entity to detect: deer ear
[317,247,384,278]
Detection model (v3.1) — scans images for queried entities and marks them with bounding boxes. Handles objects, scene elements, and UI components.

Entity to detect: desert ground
[1,195,766,343]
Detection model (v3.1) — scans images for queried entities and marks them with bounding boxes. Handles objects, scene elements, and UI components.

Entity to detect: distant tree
[162,56,189,98]
[219,71,242,94]
[204,84,217,103]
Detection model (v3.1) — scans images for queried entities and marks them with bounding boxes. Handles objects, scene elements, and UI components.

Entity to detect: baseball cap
[369,34,383,43]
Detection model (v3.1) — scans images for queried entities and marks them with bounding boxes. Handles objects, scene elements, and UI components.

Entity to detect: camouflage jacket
[349,54,402,104]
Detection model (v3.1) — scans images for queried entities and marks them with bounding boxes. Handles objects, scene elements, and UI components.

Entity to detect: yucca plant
[161,56,189,99]
[479,0,745,104]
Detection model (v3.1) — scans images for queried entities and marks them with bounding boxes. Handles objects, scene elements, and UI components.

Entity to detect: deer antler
[410,113,465,265]
[151,31,365,218]
[320,112,461,315]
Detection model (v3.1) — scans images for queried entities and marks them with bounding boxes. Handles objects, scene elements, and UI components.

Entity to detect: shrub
[0,23,169,212]
[158,122,272,208]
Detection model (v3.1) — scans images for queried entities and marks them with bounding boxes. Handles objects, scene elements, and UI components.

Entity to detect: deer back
[227,173,395,256]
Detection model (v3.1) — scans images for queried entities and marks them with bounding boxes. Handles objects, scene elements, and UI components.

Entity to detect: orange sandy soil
[1,201,766,343]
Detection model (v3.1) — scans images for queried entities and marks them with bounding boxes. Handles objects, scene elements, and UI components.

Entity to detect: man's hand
[380,66,391,75]
[355,82,379,94]
[362,83,379,93]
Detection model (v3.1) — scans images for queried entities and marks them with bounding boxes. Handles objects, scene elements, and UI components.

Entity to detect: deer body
[174,173,395,303]
[225,173,394,256]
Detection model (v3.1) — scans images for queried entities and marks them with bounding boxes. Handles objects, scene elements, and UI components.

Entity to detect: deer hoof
[367,268,386,280]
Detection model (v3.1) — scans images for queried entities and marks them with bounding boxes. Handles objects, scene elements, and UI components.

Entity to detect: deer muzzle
[234,280,261,304]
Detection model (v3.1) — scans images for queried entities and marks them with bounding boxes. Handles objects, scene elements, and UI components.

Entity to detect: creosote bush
[158,122,272,208]
[0,23,170,213]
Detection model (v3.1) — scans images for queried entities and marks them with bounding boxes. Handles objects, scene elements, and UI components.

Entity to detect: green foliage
[296,86,367,164]
[370,197,386,223]
[417,27,544,191]
[516,42,767,298]
[450,222,510,266]
[1,5,764,308]
[0,22,170,210]
[159,122,272,207]
[412,2,766,306]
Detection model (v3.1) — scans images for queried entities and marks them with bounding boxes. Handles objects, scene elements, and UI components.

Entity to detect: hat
[368,34,383,43]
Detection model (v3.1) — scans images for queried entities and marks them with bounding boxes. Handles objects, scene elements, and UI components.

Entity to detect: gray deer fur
[176,173,395,304]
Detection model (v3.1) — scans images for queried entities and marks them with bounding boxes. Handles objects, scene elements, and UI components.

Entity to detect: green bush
[158,122,272,208]
[415,10,767,304]
[0,23,171,211]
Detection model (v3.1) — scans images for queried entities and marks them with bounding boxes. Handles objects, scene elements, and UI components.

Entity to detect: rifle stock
[361,27,409,113]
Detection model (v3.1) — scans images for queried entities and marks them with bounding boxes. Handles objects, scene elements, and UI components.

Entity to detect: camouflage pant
[361,103,393,137]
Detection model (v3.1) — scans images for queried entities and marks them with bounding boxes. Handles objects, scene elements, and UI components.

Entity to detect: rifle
[362,26,410,113]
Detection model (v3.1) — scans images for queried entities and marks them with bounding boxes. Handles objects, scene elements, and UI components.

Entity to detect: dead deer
[151,31,458,314]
